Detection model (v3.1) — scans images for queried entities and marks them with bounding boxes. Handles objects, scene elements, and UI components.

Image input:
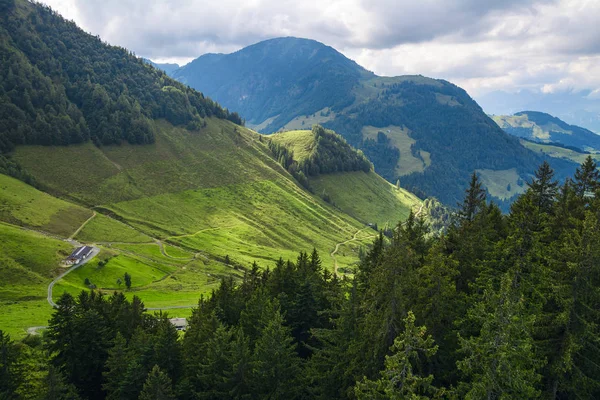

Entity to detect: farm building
[169,318,188,331]
[65,246,94,265]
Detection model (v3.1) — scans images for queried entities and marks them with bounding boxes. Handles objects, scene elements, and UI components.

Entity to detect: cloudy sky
[42,0,600,98]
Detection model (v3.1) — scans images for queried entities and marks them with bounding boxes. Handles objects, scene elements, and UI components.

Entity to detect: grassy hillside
[494,111,600,151]
[1,119,381,336]
[171,38,574,205]
[521,140,600,164]
[0,174,92,236]
[269,129,421,227]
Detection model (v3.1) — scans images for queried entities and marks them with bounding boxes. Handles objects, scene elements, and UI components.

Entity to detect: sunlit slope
[269,129,422,227]
[12,118,365,269]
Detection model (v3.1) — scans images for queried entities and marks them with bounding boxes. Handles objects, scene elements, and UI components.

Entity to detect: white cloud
[40,0,600,98]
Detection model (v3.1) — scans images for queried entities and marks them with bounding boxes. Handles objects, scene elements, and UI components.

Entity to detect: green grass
[109,179,361,269]
[280,108,337,131]
[310,171,421,228]
[55,250,178,293]
[4,118,401,334]
[0,174,92,237]
[362,125,431,176]
[269,130,315,161]
[520,140,600,165]
[112,243,192,266]
[0,222,72,337]
[75,213,153,243]
[476,168,527,200]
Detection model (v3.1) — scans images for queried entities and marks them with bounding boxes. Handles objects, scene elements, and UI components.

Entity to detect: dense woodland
[3,156,600,399]
[0,0,242,153]
[325,81,578,205]
[269,125,372,189]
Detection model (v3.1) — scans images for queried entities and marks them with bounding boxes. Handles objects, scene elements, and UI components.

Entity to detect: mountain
[170,37,578,205]
[493,111,600,152]
[0,1,421,336]
[143,58,180,74]
[477,89,600,134]
[171,37,373,131]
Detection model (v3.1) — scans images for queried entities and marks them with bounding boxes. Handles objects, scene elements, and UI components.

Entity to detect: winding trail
[330,202,426,276]
[47,246,100,307]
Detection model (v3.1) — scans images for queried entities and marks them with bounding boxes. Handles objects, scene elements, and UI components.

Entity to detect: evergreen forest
[3,156,600,399]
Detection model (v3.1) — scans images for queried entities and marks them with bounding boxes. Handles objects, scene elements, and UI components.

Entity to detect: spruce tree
[354,311,442,399]
[138,365,176,400]
[457,172,486,223]
[250,305,302,399]
[0,330,22,399]
[574,155,600,198]
[457,272,543,399]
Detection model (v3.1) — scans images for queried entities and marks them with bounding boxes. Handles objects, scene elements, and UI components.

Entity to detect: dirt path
[331,227,378,275]
[69,211,96,240]
[330,202,426,276]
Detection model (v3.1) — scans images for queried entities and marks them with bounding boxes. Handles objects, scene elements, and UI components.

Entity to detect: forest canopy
[0,0,242,153]
[4,156,600,399]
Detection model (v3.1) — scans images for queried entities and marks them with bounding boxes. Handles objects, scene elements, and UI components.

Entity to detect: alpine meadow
[1,0,600,399]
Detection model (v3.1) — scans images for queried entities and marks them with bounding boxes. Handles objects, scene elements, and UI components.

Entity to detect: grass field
[0,222,72,337]
[362,125,431,176]
[0,174,92,237]
[520,140,600,165]
[476,168,527,200]
[3,118,390,335]
[269,129,316,161]
[310,171,421,228]
[75,213,153,243]
[280,108,337,131]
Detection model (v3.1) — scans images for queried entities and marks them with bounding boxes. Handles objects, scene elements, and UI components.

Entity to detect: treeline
[269,125,372,189]
[0,0,242,153]
[4,156,600,399]
[361,131,400,180]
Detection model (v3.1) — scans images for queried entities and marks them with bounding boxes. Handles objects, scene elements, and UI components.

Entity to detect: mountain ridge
[169,37,577,205]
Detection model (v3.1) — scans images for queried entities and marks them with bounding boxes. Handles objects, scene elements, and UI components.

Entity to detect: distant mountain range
[142,58,180,74]
[477,90,600,134]
[164,37,577,205]
[493,111,600,152]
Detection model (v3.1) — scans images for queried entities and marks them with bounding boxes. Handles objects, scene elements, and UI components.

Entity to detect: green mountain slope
[0,1,424,336]
[0,0,241,153]
[269,128,421,227]
[493,111,600,151]
[170,37,578,205]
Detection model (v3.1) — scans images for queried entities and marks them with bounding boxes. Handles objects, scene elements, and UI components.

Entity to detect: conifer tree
[458,172,486,223]
[42,366,80,400]
[354,312,442,399]
[139,365,176,400]
[574,155,600,198]
[457,272,543,399]
[250,305,302,399]
[0,330,22,399]
[528,161,558,213]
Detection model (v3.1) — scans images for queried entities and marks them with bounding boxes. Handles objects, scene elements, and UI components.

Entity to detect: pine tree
[138,365,176,400]
[457,272,543,399]
[457,172,486,223]
[574,155,600,198]
[42,366,80,400]
[0,330,22,399]
[102,333,130,400]
[354,311,442,399]
[250,306,302,399]
[528,161,558,213]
